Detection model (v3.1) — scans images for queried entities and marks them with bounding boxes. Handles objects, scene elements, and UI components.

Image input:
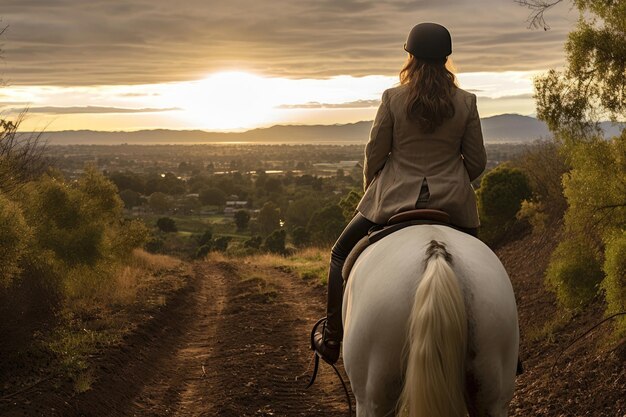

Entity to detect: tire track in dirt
[127,259,349,416]
[126,262,228,416]
[194,260,350,416]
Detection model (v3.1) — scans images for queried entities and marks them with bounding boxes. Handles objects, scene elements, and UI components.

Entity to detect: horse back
[342,225,519,416]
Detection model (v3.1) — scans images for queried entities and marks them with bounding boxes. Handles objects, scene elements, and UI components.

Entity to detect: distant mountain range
[33,114,624,145]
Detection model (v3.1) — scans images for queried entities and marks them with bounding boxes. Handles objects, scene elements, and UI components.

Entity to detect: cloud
[478,93,534,101]
[4,105,180,114]
[278,99,381,109]
[0,0,577,86]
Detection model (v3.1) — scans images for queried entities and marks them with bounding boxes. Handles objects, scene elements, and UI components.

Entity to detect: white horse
[342,224,519,417]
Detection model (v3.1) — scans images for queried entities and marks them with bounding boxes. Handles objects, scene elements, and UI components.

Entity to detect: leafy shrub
[198,230,213,246]
[0,193,31,287]
[264,229,286,254]
[478,165,532,245]
[244,235,263,249]
[545,237,604,309]
[156,217,177,233]
[338,189,363,222]
[213,236,231,252]
[195,244,213,259]
[601,230,626,336]
[109,219,149,260]
[22,176,105,266]
[145,235,165,253]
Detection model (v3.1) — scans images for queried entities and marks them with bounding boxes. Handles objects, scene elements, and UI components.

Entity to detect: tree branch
[515,0,564,30]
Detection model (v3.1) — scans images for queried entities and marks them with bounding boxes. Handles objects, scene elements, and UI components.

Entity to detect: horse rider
[312,22,487,365]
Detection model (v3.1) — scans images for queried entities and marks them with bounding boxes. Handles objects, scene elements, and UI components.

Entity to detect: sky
[0,0,578,132]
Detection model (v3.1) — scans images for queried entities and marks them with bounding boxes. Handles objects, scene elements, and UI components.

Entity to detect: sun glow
[2,70,540,132]
[170,71,279,130]
[161,71,392,130]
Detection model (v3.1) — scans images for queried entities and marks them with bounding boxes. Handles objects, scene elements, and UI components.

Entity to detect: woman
[312,22,487,365]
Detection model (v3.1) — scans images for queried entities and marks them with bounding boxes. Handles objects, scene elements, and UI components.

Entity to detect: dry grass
[64,249,181,309]
[129,248,181,272]
[111,249,181,305]
[51,249,184,392]
[204,247,330,285]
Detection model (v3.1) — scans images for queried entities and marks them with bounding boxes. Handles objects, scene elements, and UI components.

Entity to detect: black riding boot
[312,261,344,364]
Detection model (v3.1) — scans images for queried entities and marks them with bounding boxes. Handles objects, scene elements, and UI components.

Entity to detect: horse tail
[397,240,468,417]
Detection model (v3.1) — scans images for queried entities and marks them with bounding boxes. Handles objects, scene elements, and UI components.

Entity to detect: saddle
[341,209,451,281]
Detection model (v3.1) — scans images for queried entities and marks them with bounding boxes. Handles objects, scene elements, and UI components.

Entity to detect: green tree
[307,204,345,246]
[24,175,105,266]
[285,196,321,230]
[78,165,124,222]
[528,0,626,136]
[234,209,250,231]
[109,172,145,194]
[264,177,283,194]
[119,189,142,209]
[156,217,177,233]
[149,192,172,213]
[199,187,226,206]
[338,189,363,222]
[522,0,626,325]
[477,165,532,244]
[258,202,281,236]
[291,226,310,248]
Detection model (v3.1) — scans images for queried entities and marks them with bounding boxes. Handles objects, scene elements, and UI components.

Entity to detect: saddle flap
[387,209,450,225]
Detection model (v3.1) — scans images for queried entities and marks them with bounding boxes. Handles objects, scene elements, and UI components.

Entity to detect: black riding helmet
[404,22,452,60]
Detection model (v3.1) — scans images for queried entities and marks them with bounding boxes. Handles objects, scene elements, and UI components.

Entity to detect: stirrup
[306,317,327,388]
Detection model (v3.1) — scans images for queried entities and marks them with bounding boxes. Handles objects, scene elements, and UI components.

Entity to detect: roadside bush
[601,230,626,336]
[0,193,31,287]
[477,165,532,245]
[23,176,106,266]
[545,237,604,309]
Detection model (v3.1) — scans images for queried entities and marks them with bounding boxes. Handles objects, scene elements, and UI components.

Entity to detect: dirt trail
[123,260,349,417]
[121,260,347,416]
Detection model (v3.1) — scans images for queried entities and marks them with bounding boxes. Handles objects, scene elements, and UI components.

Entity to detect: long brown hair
[399,55,458,133]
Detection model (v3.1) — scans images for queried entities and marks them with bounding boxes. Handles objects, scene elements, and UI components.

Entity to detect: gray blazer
[356,84,486,228]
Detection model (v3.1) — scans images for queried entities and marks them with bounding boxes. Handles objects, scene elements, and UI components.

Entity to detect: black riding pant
[325,212,377,341]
